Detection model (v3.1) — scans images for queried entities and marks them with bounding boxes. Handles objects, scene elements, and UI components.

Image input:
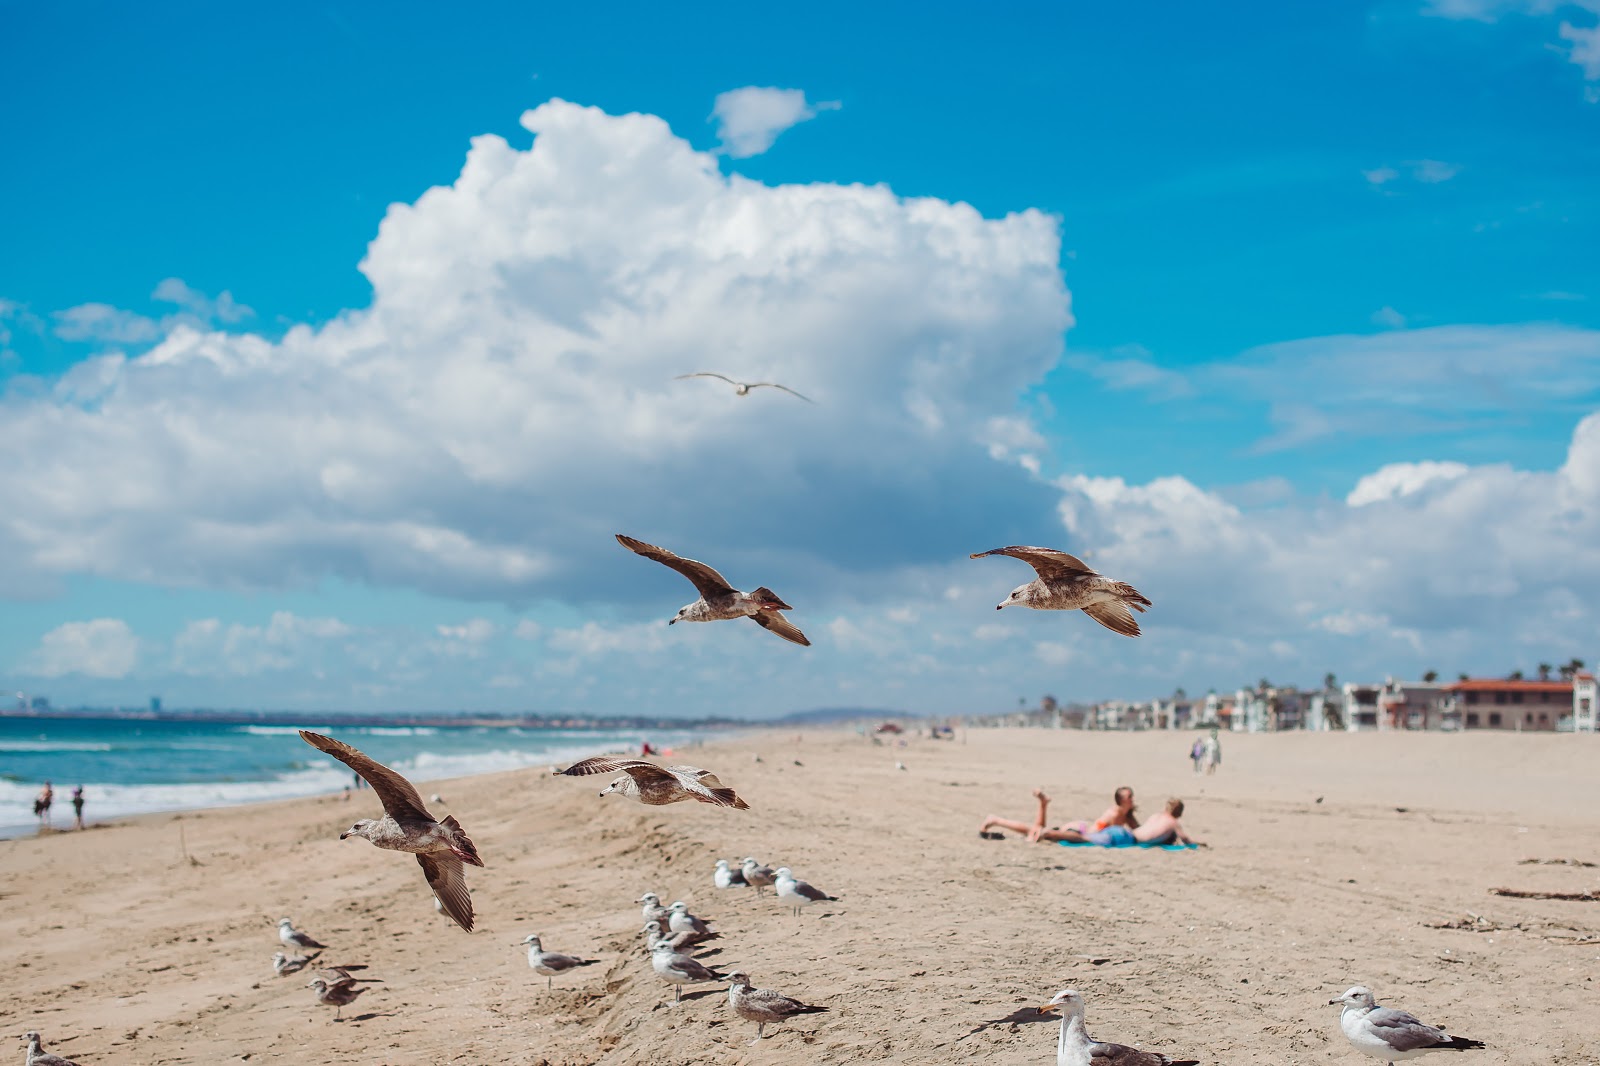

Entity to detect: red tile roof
[1445,679,1574,693]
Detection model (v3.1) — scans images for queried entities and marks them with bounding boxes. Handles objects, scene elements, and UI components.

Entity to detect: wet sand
[4,727,1599,1064]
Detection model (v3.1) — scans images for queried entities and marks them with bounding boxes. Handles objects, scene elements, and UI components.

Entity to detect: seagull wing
[418,853,474,932]
[747,382,814,403]
[557,756,676,789]
[1087,1039,1195,1064]
[675,371,739,386]
[666,766,750,809]
[792,878,835,902]
[744,986,823,1018]
[968,545,1096,579]
[1082,601,1142,638]
[615,534,736,599]
[299,731,432,821]
[751,611,811,646]
[1365,1007,1453,1052]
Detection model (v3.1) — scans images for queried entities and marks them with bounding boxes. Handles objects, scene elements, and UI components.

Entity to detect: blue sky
[2,1,1598,714]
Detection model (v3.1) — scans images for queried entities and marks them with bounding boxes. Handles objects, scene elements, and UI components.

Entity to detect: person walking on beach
[1203,729,1222,775]
[34,781,54,829]
[71,786,85,830]
[1189,737,1205,774]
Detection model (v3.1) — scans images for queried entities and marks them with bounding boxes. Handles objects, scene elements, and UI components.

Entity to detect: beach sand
[5,727,1600,1064]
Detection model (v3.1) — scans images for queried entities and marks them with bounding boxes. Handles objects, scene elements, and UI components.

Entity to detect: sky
[2,1,1599,716]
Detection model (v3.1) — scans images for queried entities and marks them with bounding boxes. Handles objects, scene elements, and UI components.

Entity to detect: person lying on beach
[1059,798,1203,848]
[978,786,1138,843]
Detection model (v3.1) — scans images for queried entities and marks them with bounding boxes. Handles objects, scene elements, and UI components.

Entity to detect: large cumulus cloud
[0,100,1070,608]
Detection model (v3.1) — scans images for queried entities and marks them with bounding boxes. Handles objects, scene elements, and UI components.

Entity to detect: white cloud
[22,619,140,678]
[1346,460,1471,506]
[436,618,496,642]
[1560,20,1600,98]
[152,277,254,323]
[172,611,352,676]
[51,279,256,346]
[711,86,839,158]
[1371,306,1407,329]
[1363,166,1399,186]
[0,100,1069,610]
[1409,158,1460,183]
[1423,0,1600,99]
[53,303,162,344]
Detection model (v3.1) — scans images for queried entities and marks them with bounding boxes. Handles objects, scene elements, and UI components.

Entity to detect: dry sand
[5,727,1600,1064]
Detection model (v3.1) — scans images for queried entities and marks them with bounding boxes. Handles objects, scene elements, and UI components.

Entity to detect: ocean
[0,716,711,839]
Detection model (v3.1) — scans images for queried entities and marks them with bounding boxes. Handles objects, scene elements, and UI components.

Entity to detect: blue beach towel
[1057,840,1198,851]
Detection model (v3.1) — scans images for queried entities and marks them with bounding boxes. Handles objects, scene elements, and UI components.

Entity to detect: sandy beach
[6,727,1600,1064]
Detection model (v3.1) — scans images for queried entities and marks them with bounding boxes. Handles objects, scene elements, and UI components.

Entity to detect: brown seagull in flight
[970,545,1152,637]
[615,534,810,646]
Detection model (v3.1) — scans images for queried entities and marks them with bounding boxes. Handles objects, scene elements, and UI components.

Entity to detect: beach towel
[1057,840,1198,851]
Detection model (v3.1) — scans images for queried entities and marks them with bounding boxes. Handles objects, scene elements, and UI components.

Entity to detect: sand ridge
[4,728,1600,1064]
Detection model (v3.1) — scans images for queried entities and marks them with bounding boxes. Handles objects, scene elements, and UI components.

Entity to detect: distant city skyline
[2,3,1598,715]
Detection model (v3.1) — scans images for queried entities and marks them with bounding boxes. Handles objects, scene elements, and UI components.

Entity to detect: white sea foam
[239,724,333,736]
[0,740,114,753]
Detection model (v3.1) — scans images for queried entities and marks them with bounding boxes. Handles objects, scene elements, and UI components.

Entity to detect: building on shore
[1442,677,1573,731]
[1575,673,1597,733]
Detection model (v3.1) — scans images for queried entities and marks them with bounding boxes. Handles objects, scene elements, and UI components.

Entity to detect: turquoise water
[0,716,705,837]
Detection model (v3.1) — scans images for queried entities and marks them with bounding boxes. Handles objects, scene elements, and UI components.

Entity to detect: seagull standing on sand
[559,755,751,809]
[272,950,322,976]
[668,900,716,938]
[638,892,671,928]
[651,940,727,1004]
[23,1032,82,1066]
[307,976,368,1021]
[742,857,777,896]
[1039,989,1199,1066]
[714,858,748,889]
[971,545,1153,637]
[674,372,813,403]
[725,972,829,1045]
[520,935,600,990]
[1330,986,1485,1064]
[614,534,811,647]
[299,731,483,932]
[278,918,327,951]
[773,867,838,916]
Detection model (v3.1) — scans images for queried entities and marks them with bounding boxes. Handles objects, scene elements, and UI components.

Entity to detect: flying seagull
[23,1032,82,1066]
[615,534,810,647]
[726,971,829,1045]
[1330,986,1485,1064]
[299,730,483,932]
[675,372,813,403]
[1039,988,1199,1066]
[970,545,1153,637]
[557,756,751,809]
[278,918,327,951]
[520,935,600,991]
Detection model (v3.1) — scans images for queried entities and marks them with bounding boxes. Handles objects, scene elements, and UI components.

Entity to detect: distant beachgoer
[1204,730,1222,775]
[71,786,85,830]
[1190,738,1205,774]
[34,781,54,828]
[642,741,658,757]
[1129,798,1202,846]
[978,786,1139,843]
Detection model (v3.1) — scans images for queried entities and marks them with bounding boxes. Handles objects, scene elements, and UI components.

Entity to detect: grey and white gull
[272,950,322,976]
[1039,989,1199,1066]
[559,755,751,809]
[1330,986,1485,1064]
[307,975,368,1021]
[971,545,1152,637]
[725,971,829,1045]
[638,892,671,928]
[714,858,747,889]
[742,857,777,895]
[674,372,813,403]
[520,934,600,990]
[645,922,720,954]
[615,534,811,647]
[24,1031,82,1066]
[278,917,327,951]
[668,900,715,938]
[773,867,838,917]
[299,730,483,932]
[651,940,727,1004]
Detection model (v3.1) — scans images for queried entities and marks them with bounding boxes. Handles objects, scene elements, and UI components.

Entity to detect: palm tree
[1457,672,1469,682]
[1509,669,1525,681]
[1422,670,1438,683]
[1538,662,1552,681]
[1323,672,1338,692]
[1561,658,1586,681]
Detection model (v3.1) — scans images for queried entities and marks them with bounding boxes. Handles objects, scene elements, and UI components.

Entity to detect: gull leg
[547,976,552,992]
[748,1023,764,1046]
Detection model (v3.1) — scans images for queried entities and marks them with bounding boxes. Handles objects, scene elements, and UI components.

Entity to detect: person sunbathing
[978,786,1139,843]
[1064,798,1202,847]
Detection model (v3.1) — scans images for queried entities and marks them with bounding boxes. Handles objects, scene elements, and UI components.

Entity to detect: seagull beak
[995,604,1005,611]
[1328,998,1343,1005]
[1037,1003,1059,1014]
[667,618,676,625]
[338,831,350,839]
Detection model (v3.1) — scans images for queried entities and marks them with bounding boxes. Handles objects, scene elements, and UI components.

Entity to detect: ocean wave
[356,726,438,736]
[0,740,114,753]
[238,725,332,736]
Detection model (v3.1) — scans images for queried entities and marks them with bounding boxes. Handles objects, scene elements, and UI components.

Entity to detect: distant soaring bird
[615,534,810,647]
[299,731,483,932]
[970,545,1152,638]
[675,372,813,403]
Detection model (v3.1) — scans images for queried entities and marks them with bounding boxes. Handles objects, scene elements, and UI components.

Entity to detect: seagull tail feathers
[441,815,484,868]
[1442,1037,1486,1051]
[1112,582,1153,611]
